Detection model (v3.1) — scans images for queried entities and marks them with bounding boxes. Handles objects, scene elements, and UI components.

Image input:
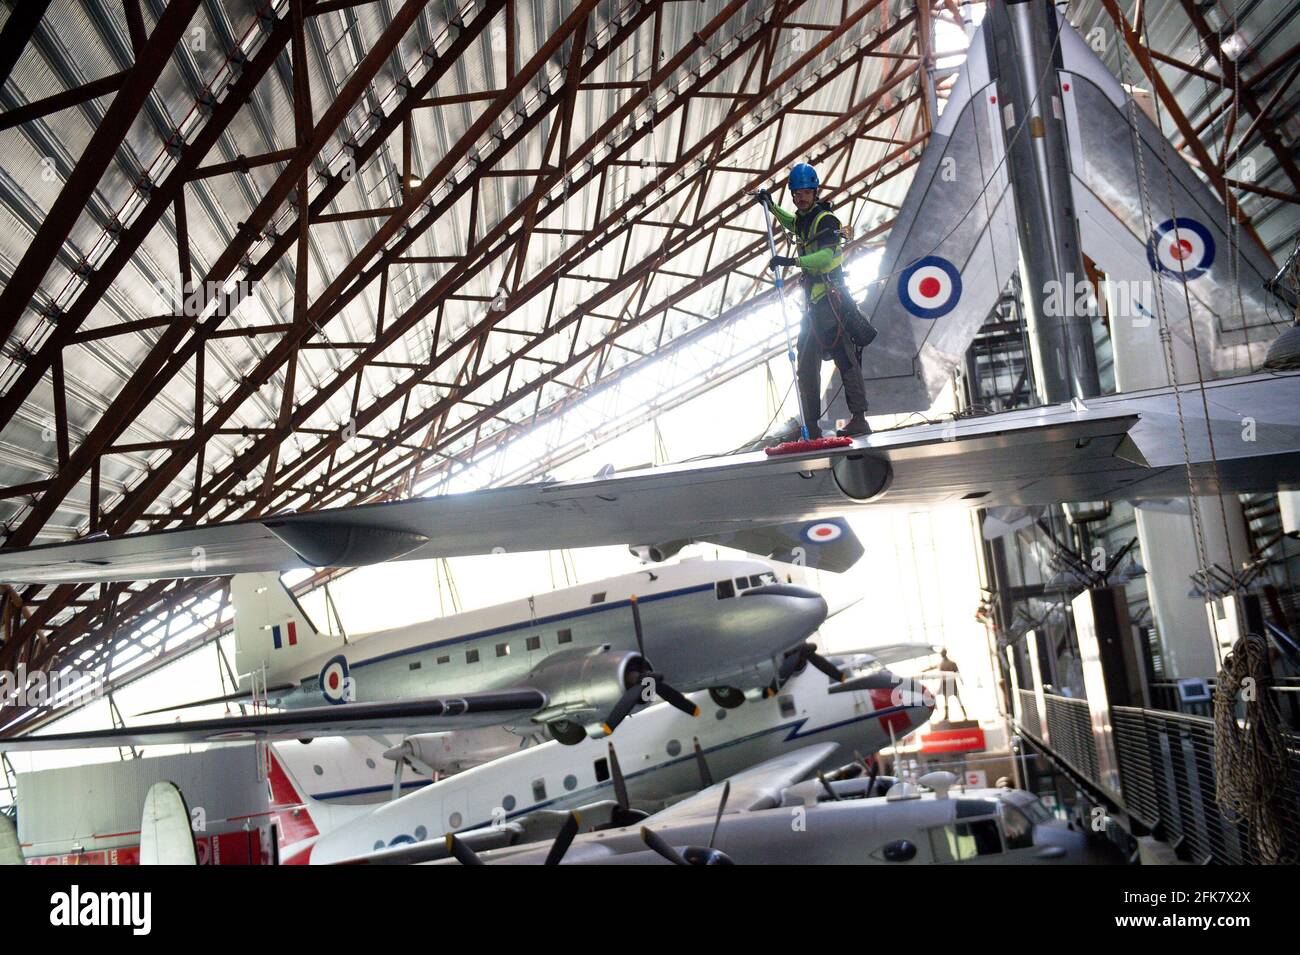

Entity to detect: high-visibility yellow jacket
[772,200,845,303]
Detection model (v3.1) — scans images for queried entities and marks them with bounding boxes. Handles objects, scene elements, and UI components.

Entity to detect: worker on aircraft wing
[754,163,876,439]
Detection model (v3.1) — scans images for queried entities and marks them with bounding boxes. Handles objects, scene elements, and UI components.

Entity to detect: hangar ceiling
[0,0,1296,736]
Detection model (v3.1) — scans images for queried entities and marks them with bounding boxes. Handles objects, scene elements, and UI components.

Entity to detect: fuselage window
[409,661,422,671]
[590,592,606,604]
[778,695,797,718]
[526,636,541,651]
[594,758,610,783]
[532,779,547,802]
[999,803,1034,850]
[496,642,510,657]
[466,649,480,664]
[557,628,573,644]
[436,654,450,664]
[716,580,735,600]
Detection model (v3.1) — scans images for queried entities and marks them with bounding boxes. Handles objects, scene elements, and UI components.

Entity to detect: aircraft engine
[628,540,688,563]
[390,731,519,775]
[526,648,653,744]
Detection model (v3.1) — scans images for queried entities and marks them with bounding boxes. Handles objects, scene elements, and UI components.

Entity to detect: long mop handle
[758,201,810,441]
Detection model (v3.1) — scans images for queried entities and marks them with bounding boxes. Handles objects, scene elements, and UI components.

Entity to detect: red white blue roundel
[898,255,962,319]
[1147,217,1215,280]
[802,520,846,544]
[320,655,351,705]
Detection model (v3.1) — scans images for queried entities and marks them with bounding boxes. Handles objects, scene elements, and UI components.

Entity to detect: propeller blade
[640,827,689,865]
[807,649,844,683]
[543,811,582,866]
[653,679,700,717]
[693,736,714,788]
[391,758,403,802]
[708,780,731,850]
[630,595,646,656]
[445,833,484,866]
[603,681,645,734]
[608,743,630,811]
[816,770,841,801]
[777,648,804,682]
[867,757,880,797]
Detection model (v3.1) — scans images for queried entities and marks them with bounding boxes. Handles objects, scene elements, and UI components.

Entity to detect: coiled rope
[1212,631,1292,863]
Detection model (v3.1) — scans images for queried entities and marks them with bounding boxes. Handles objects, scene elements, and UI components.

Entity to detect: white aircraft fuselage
[299,663,933,864]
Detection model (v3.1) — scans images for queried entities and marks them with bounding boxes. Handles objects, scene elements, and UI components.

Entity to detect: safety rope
[1116,34,1217,637]
[1212,631,1292,863]
[1133,8,1244,600]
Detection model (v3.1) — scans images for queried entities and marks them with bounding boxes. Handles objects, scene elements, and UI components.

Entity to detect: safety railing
[1011,684,1300,863]
[1017,689,1040,740]
[1043,694,1099,786]
[1112,706,1300,865]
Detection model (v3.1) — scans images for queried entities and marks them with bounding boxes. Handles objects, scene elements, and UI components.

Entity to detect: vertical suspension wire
[1134,7,1244,601]
[1114,18,1218,663]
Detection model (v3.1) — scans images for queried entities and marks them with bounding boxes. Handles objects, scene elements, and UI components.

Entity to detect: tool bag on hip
[823,273,877,348]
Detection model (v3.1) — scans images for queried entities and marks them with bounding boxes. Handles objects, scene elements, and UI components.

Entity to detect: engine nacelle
[628,539,688,563]
[388,729,520,775]
[527,646,650,731]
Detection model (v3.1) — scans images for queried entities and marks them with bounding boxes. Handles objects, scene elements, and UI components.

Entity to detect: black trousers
[797,294,868,433]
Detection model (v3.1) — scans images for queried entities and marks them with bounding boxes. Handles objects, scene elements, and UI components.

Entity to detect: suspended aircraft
[829,1,1295,421]
[1,555,858,749]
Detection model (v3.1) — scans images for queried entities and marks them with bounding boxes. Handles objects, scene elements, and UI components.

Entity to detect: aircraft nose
[875,677,934,728]
[743,584,828,623]
[741,583,821,601]
[901,678,936,726]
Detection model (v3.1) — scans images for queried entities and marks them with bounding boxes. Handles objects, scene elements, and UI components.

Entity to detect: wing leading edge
[0,689,547,752]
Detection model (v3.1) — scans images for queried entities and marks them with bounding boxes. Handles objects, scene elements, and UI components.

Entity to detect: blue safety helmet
[789,163,819,191]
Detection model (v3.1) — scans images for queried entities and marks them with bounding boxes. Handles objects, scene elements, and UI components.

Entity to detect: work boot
[837,412,871,438]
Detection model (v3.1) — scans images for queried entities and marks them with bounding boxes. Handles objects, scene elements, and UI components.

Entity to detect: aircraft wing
[828,642,938,668]
[1,373,1297,585]
[640,742,841,829]
[1056,17,1287,371]
[0,689,547,752]
[830,18,1019,418]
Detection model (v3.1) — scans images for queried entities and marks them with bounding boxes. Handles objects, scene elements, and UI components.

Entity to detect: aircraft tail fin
[1057,16,1284,374]
[832,17,1017,419]
[139,781,199,866]
[233,573,340,685]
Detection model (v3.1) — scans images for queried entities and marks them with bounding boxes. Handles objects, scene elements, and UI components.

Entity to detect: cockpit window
[749,575,764,588]
[761,572,777,584]
[999,803,1034,849]
[734,577,748,591]
[998,789,1053,823]
[716,580,735,599]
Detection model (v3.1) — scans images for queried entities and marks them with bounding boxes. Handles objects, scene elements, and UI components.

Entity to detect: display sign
[920,726,986,753]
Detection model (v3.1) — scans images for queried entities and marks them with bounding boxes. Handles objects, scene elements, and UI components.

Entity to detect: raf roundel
[898,255,962,319]
[802,521,844,544]
[1147,217,1215,280]
[320,655,352,705]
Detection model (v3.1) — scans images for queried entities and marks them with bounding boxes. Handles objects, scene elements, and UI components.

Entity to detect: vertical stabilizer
[233,573,341,684]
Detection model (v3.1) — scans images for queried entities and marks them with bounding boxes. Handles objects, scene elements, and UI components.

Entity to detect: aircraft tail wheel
[708,686,746,709]
[548,719,587,746]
